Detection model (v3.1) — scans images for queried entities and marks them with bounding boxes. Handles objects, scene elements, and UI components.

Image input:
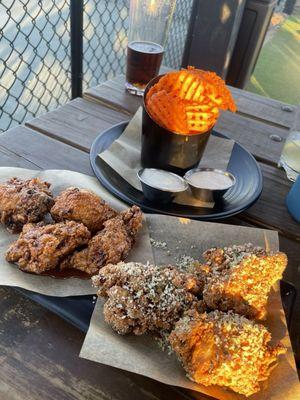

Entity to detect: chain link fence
[0,0,71,132]
[83,0,193,89]
[0,0,193,133]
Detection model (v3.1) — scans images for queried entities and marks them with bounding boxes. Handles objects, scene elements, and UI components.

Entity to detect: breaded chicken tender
[202,244,287,319]
[50,187,117,232]
[60,206,143,275]
[6,221,91,274]
[169,309,285,397]
[92,262,204,335]
[0,177,54,233]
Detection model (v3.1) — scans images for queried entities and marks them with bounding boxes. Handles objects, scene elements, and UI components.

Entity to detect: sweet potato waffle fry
[145,66,236,134]
[147,90,188,134]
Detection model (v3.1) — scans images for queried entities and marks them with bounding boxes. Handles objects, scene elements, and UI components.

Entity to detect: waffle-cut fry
[185,104,219,115]
[171,70,190,94]
[185,104,219,133]
[192,84,205,102]
[186,112,213,121]
[145,66,236,134]
[184,80,198,101]
[169,71,204,104]
[178,74,195,99]
[187,123,214,134]
[187,116,215,131]
[188,67,237,112]
[147,72,179,98]
[147,90,188,134]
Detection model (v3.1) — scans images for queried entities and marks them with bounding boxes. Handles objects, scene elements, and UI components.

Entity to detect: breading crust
[169,309,285,396]
[61,206,143,275]
[92,261,204,335]
[0,177,54,233]
[202,245,287,319]
[6,221,91,274]
[50,187,117,232]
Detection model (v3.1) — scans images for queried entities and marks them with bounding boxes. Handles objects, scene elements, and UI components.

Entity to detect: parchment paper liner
[80,216,299,399]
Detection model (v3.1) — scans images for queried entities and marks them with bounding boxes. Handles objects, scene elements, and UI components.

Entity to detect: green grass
[247,13,300,105]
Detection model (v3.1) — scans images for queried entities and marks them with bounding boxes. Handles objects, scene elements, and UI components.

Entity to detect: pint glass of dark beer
[125,0,176,96]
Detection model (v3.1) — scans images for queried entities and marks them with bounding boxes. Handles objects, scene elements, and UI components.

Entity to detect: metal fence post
[70,0,83,99]
[181,0,245,79]
[180,0,198,69]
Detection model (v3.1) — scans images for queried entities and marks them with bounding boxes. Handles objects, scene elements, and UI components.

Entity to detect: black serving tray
[89,121,263,220]
[17,288,94,332]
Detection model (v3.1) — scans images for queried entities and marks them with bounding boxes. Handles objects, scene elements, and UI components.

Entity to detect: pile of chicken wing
[1,178,142,275]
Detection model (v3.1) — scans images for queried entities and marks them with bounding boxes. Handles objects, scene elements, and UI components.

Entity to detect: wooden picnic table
[0,74,299,400]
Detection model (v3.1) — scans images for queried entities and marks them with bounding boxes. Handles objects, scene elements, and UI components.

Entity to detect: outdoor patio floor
[247,10,300,105]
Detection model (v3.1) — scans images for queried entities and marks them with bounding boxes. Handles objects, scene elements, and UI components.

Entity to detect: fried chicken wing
[202,244,287,319]
[92,261,204,335]
[169,309,285,397]
[0,177,54,233]
[50,187,117,233]
[202,243,267,273]
[6,221,91,274]
[60,205,143,275]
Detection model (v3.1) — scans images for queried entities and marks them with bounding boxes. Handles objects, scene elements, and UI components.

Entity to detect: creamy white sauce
[140,169,186,192]
[187,171,233,190]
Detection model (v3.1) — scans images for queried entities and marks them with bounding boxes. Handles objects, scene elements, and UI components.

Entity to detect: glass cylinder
[279,130,300,181]
[125,0,176,96]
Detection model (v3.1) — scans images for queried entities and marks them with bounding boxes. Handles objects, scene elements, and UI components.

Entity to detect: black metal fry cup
[141,74,212,175]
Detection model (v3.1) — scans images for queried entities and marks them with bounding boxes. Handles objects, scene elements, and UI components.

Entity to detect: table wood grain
[1,287,210,400]
[0,74,299,399]
[84,75,297,129]
[26,99,128,152]
[26,82,300,241]
[28,99,289,166]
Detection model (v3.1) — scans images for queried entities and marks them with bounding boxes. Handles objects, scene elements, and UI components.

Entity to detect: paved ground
[247,4,300,105]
